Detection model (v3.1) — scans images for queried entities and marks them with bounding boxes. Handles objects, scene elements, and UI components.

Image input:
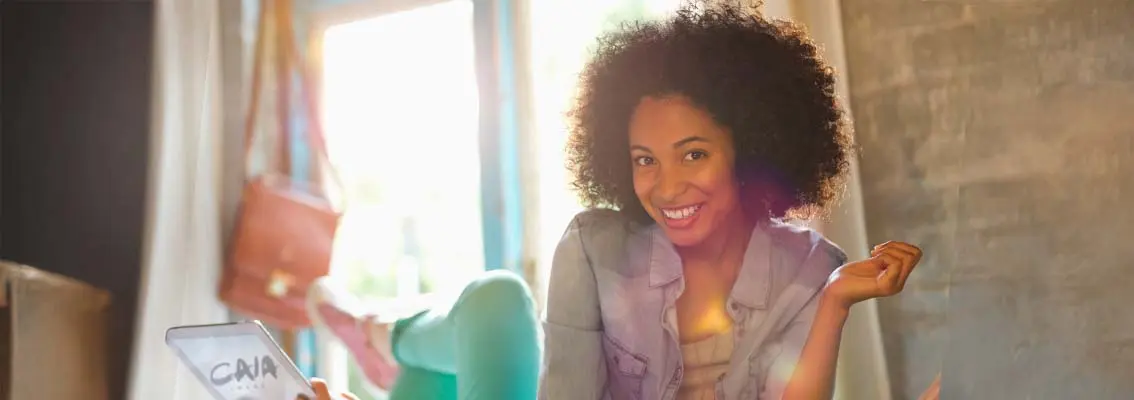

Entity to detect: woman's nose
[655,167,689,202]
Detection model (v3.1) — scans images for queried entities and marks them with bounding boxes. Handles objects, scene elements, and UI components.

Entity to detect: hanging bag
[219,0,341,330]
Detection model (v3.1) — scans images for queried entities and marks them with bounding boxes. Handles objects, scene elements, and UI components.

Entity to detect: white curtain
[127,0,229,398]
[764,1,894,399]
[793,3,894,400]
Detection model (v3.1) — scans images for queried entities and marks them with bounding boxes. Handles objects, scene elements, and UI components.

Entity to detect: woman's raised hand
[823,241,923,310]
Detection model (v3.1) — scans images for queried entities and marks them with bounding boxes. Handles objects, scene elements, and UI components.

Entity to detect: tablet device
[165,321,316,400]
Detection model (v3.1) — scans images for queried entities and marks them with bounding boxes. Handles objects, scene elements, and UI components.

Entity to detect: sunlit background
[319,2,481,396]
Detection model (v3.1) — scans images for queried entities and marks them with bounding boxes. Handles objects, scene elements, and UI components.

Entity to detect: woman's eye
[634,156,655,166]
[684,150,707,161]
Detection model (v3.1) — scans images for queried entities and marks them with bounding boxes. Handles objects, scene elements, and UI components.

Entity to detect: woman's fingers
[884,247,916,290]
[305,377,358,400]
[875,252,903,295]
[310,378,332,399]
[890,243,922,289]
[878,242,923,265]
[873,241,923,292]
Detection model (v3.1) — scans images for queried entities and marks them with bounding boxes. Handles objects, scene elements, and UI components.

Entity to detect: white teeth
[662,205,700,220]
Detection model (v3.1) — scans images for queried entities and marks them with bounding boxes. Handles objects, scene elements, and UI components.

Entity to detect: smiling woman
[539,3,923,400]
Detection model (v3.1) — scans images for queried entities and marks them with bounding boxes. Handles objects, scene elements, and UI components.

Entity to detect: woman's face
[629,95,744,248]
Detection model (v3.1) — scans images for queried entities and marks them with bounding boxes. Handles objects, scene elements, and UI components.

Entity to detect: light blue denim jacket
[539,209,847,400]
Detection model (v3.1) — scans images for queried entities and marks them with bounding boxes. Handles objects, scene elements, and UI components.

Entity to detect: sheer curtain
[127,0,229,398]
[772,1,894,399]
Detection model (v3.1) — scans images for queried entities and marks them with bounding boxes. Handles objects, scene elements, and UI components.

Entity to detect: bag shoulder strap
[242,0,343,205]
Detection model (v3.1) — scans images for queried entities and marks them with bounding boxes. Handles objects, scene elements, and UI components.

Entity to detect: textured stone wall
[839,1,1134,398]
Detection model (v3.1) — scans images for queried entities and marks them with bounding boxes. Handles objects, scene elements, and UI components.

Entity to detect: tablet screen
[168,330,310,400]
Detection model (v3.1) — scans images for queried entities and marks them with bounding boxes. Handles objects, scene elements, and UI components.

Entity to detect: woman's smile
[659,203,704,229]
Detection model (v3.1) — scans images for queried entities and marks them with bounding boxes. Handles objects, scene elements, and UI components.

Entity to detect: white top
[678,330,735,400]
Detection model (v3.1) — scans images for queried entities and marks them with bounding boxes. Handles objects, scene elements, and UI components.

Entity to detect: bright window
[317,1,479,397]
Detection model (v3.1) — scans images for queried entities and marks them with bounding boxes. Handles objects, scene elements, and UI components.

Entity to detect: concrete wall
[839,1,1134,398]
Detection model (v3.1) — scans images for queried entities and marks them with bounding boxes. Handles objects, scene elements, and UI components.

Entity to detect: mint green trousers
[386,271,541,400]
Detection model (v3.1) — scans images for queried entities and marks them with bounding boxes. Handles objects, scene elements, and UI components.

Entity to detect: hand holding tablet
[165,321,316,400]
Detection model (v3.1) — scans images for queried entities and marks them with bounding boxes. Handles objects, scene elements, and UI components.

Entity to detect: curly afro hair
[567,1,853,224]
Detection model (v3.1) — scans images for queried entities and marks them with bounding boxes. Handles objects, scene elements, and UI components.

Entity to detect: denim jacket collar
[646,221,774,310]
